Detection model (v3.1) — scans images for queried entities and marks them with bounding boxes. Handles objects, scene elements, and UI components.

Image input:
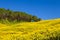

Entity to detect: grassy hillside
[0,18,60,40]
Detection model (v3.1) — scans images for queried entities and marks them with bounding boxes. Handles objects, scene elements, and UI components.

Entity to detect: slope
[0,18,60,40]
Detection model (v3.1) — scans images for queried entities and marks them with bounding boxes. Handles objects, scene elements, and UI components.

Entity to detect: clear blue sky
[0,0,60,20]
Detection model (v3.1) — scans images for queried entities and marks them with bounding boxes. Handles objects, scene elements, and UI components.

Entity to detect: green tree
[0,8,41,23]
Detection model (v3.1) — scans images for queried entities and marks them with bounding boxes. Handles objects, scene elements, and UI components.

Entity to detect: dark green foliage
[0,8,41,23]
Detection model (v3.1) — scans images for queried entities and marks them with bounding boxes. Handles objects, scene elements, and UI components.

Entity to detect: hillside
[0,18,60,40]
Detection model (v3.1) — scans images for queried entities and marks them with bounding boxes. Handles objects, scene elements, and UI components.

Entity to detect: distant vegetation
[0,8,41,23]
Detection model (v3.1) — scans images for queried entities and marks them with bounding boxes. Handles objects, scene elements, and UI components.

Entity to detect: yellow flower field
[0,18,60,40]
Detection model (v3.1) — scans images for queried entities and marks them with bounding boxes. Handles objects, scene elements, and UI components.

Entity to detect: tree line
[0,8,41,22]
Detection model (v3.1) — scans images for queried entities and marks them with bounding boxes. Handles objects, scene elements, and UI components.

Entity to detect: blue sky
[0,0,60,20]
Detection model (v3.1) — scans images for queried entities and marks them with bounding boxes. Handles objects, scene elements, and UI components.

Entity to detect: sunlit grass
[0,18,60,40]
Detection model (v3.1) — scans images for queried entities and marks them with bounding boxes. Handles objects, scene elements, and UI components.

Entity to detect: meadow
[0,18,60,40]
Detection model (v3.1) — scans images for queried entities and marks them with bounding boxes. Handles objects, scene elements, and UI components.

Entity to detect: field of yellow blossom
[0,18,60,40]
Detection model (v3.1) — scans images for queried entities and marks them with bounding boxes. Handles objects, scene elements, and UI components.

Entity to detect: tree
[0,8,41,23]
